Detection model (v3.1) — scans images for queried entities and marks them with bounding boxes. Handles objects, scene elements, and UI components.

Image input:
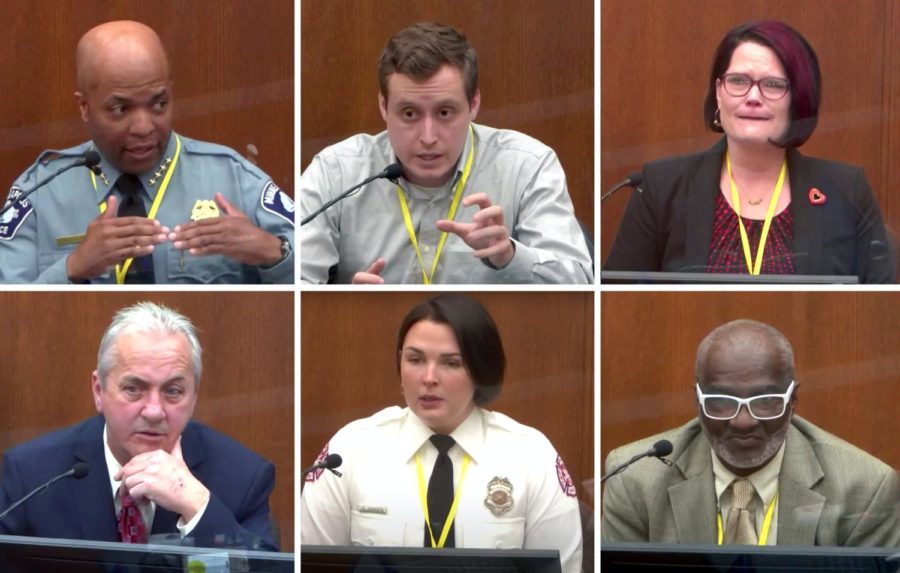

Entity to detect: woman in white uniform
[300,294,583,573]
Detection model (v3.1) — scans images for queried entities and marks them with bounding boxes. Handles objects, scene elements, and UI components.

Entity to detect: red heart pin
[808,188,826,205]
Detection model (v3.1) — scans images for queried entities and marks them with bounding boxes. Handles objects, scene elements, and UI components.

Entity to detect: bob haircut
[396,294,505,406]
[378,22,479,103]
[703,20,821,148]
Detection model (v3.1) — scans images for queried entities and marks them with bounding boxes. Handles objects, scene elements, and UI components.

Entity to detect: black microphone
[302,453,343,478]
[601,171,643,203]
[301,164,404,226]
[0,462,90,522]
[0,151,103,220]
[600,439,673,483]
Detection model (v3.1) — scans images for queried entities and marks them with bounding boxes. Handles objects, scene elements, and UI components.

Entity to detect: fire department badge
[484,476,514,516]
[190,199,220,221]
[556,455,577,497]
[305,443,329,483]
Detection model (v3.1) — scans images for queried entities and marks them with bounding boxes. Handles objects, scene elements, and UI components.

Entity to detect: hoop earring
[713,108,722,129]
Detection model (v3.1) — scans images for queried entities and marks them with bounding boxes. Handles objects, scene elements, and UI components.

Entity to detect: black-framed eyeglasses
[721,73,790,100]
[695,380,795,421]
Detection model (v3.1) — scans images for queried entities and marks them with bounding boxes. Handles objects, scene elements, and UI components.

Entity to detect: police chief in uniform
[0,20,294,284]
[300,295,583,573]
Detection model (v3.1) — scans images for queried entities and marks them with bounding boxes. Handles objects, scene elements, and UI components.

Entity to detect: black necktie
[425,434,456,548]
[115,174,155,284]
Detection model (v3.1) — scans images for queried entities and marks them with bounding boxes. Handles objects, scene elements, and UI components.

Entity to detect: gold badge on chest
[190,199,220,221]
[484,476,514,516]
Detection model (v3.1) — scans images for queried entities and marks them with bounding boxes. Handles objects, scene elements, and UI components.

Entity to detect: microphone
[0,151,103,220]
[301,164,404,226]
[600,439,672,483]
[0,462,90,522]
[302,453,343,478]
[601,171,643,203]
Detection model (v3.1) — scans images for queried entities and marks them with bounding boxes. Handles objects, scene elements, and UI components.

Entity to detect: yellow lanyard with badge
[415,452,471,548]
[726,150,787,275]
[396,124,475,285]
[91,134,182,284]
[716,492,777,546]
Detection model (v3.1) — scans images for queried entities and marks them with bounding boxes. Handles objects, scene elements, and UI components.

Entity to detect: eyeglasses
[721,73,790,100]
[695,380,795,421]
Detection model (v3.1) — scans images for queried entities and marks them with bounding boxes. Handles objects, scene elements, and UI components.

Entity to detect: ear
[715,79,724,110]
[75,91,89,123]
[378,93,388,122]
[91,371,103,413]
[468,89,481,121]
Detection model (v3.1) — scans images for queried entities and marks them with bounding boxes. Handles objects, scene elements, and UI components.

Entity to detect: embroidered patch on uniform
[305,443,329,483]
[357,505,388,515]
[260,181,295,224]
[556,455,577,497]
[0,188,34,241]
[190,199,220,221]
[484,476,514,515]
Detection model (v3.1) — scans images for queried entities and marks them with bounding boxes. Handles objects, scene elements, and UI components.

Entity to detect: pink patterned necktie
[117,491,148,543]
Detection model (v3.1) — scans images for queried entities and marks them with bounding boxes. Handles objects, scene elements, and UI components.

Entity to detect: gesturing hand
[66,195,169,282]
[436,193,515,268]
[168,193,282,266]
[352,258,386,284]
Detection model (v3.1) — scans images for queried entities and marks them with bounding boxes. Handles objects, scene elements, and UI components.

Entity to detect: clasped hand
[114,437,209,523]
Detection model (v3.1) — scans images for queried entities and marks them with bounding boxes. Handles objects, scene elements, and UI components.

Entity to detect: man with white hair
[0,302,277,550]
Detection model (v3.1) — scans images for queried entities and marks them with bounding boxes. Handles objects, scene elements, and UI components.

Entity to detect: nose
[744,83,764,105]
[423,361,439,386]
[728,403,759,431]
[419,116,437,146]
[129,109,155,138]
[141,391,166,422]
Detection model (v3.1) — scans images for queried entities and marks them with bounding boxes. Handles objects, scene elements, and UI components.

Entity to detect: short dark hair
[703,20,821,148]
[378,22,479,102]
[396,294,504,406]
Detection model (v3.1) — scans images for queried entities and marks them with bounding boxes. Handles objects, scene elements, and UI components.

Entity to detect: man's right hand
[351,258,386,284]
[66,195,169,282]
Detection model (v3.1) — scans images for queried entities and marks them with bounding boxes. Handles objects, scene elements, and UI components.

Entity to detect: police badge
[484,476,514,516]
[190,199,220,221]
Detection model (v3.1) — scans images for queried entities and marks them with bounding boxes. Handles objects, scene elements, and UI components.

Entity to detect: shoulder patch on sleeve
[556,454,577,497]
[260,181,295,224]
[305,442,329,483]
[0,188,34,241]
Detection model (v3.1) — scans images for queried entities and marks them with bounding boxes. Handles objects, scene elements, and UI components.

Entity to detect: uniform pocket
[459,517,526,549]
[349,511,407,546]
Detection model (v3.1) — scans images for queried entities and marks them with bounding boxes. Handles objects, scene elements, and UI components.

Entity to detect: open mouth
[125,144,157,160]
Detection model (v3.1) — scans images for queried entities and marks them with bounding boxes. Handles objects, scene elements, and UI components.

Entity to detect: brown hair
[378,22,478,102]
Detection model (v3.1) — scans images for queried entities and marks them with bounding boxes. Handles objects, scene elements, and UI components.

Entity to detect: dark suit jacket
[601,417,900,546]
[0,416,277,550]
[604,139,896,283]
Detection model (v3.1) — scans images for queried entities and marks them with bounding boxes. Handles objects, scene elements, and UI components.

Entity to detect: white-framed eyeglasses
[695,380,795,421]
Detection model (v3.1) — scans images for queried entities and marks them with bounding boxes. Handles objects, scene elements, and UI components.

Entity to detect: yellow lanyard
[726,150,787,275]
[92,135,182,284]
[397,124,475,284]
[717,492,777,546]
[415,452,471,548]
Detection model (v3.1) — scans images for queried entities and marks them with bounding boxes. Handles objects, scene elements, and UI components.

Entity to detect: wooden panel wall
[301,292,595,508]
[0,292,295,550]
[300,0,594,230]
[0,0,294,195]
[600,0,894,263]
[601,291,900,474]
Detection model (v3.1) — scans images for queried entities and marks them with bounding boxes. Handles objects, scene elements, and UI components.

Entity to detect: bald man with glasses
[601,319,900,547]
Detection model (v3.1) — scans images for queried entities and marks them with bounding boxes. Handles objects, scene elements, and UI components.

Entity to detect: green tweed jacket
[601,416,900,546]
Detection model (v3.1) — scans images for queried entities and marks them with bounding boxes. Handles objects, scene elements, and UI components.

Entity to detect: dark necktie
[117,490,148,543]
[424,434,456,548]
[115,174,155,284]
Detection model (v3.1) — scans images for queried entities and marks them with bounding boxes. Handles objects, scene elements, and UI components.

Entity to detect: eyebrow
[701,384,785,395]
[104,87,169,107]
[403,347,462,358]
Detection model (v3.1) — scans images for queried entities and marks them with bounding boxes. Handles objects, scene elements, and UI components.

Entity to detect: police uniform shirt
[0,133,294,284]
[300,122,593,284]
[300,406,583,573]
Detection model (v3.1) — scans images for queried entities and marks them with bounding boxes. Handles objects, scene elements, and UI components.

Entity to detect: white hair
[96,302,202,387]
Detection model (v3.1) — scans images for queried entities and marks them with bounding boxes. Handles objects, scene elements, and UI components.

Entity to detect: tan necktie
[724,478,758,545]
